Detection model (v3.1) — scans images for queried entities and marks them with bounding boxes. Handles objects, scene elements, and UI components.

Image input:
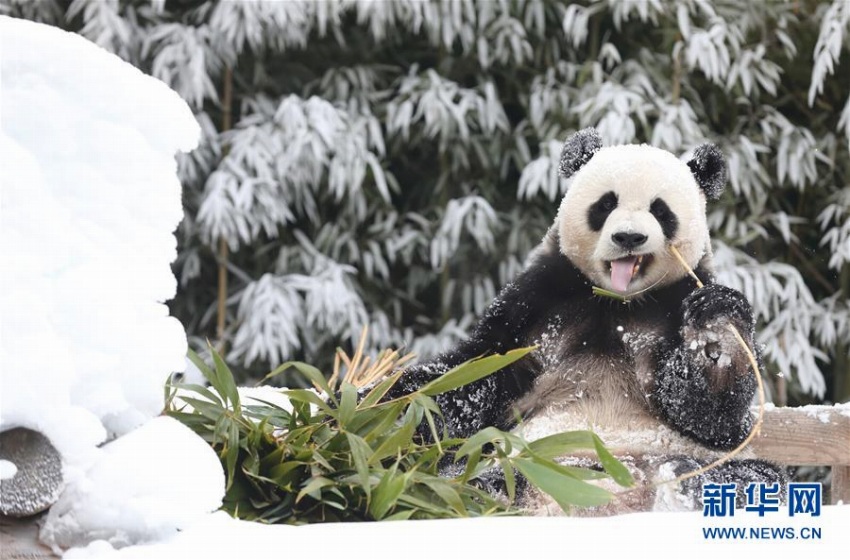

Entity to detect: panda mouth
[608,255,651,293]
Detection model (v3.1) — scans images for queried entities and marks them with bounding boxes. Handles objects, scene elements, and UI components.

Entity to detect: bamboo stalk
[215,65,234,350]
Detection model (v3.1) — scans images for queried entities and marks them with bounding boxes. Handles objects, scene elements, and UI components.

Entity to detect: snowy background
[2,0,847,406]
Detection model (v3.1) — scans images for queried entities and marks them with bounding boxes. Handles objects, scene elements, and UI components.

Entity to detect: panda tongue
[610,257,638,293]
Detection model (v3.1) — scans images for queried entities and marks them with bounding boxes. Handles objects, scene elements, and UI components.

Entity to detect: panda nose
[612,232,648,250]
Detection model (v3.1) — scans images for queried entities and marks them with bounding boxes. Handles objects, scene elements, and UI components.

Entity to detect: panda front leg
[653,283,759,450]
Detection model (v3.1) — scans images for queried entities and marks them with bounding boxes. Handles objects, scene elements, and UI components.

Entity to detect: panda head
[555,128,726,295]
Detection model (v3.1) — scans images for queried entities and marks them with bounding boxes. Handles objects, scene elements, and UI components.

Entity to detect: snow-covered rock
[40,417,224,551]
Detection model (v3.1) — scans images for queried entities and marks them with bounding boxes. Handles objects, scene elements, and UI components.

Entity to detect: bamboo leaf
[345,432,373,500]
[454,426,507,459]
[592,434,634,487]
[423,480,467,516]
[211,347,241,415]
[497,454,516,503]
[296,476,334,504]
[382,509,416,521]
[525,430,597,458]
[224,420,240,491]
[369,466,408,520]
[370,421,416,465]
[419,347,535,397]
[187,348,216,385]
[263,361,333,403]
[346,403,403,437]
[512,457,613,510]
[284,389,331,414]
[175,383,224,406]
[338,382,357,426]
[359,369,405,408]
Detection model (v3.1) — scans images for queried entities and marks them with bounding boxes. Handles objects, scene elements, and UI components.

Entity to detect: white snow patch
[652,462,696,512]
[40,417,224,551]
[799,404,842,424]
[62,506,850,558]
[0,459,18,480]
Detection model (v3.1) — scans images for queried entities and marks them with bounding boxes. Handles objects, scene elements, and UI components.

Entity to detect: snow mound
[1,14,212,549]
[1,14,198,459]
[40,417,224,551]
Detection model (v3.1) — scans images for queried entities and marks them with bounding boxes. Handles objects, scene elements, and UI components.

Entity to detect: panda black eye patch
[587,191,618,231]
[650,198,678,239]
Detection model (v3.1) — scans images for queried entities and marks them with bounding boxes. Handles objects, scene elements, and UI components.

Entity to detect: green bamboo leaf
[346,405,396,436]
[163,375,177,411]
[592,434,634,487]
[284,389,331,414]
[525,430,597,458]
[268,461,304,485]
[419,346,535,396]
[296,476,334,504]
[210,347,241,415]
[175,383,224,406]
[454,426,507,459]
[382,509,416,521]
[369,421,416,465]
[369,467,409,520]
[263,361,333,402]
[178,396,228,421]
[422,406,443,453]
[512,457,613,510]
[345,432,373,499]
[187,348,216,385]
[338,382,357,426]
[166,411,211,428]
[459,447,483,483]
[224,420,240,491]
[359,369,405,408]
[423,480,467,517]
[556,465,609,480]
[497,454,516,503]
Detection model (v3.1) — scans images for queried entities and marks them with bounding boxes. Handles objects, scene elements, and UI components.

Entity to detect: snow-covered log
[751,404,850,504]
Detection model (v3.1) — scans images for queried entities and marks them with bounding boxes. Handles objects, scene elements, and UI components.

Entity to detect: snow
[63,506,850,558]
[1,15,217,550]
[0,459,18,480]
[799,403,846,424]
[40,417,223,552]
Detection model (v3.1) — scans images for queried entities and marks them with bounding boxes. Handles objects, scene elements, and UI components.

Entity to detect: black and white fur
[387,129,783,514]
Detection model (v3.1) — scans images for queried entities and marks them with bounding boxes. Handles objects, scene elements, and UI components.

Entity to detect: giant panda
[387,128,784,514]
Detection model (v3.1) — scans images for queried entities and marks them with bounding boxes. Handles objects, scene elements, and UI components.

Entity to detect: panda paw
[682,284,754,333]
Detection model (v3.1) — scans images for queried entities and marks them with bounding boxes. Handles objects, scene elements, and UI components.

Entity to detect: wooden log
[749,405,850,466]
[832,465,850,505]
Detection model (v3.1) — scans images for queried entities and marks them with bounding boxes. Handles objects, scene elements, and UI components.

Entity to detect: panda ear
[559,128,602,178]
[687,143,727,200]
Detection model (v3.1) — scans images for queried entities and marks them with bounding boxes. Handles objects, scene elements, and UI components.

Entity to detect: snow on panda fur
[386,128,785,515]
